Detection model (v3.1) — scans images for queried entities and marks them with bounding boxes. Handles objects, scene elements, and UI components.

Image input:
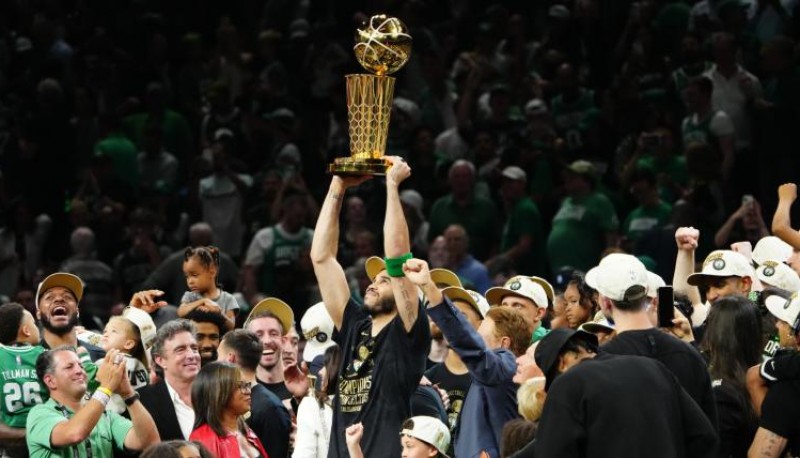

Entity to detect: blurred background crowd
[0,0,799,325]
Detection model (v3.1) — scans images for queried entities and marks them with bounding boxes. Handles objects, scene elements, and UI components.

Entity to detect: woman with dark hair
[563,274,599,329]
[293,344,342,458]
[700,295,763,458]
[141,440,214,458]
[189,362,268,457]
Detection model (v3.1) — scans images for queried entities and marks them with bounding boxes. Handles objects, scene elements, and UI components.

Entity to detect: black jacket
[139,381,185,441]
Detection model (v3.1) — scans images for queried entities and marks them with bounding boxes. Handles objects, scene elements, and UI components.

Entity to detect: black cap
[535,328,598,391]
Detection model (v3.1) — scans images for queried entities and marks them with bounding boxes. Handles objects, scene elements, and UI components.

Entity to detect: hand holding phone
[658,286,674,328]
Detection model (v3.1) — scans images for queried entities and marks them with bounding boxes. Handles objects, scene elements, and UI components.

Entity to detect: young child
[178,246,237,330]
[99,306,156,413]
[345,416,451,458]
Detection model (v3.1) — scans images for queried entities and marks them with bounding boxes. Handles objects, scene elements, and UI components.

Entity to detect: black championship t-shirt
[328,299,430,458]
[760,380,800,456]
[424,362,472,433]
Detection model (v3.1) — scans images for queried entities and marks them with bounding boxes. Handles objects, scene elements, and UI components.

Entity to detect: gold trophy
[328,15,412,175]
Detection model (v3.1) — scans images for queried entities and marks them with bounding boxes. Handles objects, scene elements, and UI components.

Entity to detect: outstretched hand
[129,290,167,313]
[284,361,310,398]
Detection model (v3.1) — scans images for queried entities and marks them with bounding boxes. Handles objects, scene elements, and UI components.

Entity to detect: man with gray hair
[428,159,499,260]
[26,347,159,457]
[142,222,239,307]
[138,319,200,440]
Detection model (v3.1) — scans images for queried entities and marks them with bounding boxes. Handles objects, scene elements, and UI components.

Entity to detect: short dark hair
[609,286,648,312]
[0,303,25,345]
[221,330,262,372]
[36,346,76,388]
[185,309,227,335]
[501,419,538,457]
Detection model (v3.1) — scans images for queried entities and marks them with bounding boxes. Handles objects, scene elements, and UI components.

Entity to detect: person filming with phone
[585,253,719,429]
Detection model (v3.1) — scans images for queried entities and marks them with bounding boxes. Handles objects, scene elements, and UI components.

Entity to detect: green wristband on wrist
[384,253,413,277]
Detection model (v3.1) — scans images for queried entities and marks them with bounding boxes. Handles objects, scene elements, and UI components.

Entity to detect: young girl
[346,416,451,458]
[99,306,156,413]
[179,246,237,330]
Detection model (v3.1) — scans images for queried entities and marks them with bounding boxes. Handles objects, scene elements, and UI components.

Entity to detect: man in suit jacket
[139,319,200,440]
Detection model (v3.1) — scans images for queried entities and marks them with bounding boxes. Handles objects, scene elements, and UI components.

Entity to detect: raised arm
[772,183,800,248]
[384,157,420,333]
[673,227,703,307]
[310,175,370,329]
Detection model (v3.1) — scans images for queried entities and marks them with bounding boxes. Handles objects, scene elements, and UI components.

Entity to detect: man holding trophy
[310,15,431,458]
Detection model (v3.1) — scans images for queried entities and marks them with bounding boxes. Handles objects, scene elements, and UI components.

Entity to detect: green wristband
[384,253,413,277]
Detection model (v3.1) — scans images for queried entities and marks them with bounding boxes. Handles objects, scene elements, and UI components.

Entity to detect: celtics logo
[712,259,726,271]
[509,281,522,291]
[763,261,778,277]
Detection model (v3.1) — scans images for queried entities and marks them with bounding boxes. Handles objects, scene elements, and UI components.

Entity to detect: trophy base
[328,157,389,176]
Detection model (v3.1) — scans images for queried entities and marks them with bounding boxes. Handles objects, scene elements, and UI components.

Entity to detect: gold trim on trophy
[328,15,412,176]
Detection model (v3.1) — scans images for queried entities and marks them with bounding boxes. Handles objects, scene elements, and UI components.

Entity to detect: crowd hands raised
[7,154,800,457]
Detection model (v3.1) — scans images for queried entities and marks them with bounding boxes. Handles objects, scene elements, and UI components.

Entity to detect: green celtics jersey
[550,89,595,151]
[0,345,46,428]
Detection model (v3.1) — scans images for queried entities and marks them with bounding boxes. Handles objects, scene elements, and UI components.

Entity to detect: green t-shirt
[94,133,139,189]
[27,398,132,458]
[623,201,673,242]
[501,197,545,276]
[636,155,688,203]
[546,192,619,273]
[0,345,46,428]
[550,89,596,152]
[428,194,500,261]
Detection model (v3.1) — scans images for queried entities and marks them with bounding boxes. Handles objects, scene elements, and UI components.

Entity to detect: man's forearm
[0,421,25,441]
[384,183,410,257]
[310,180,346,263]
[674,249,701,306]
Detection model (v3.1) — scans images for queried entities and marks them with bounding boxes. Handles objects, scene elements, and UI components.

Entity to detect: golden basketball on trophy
[328,15,412,176]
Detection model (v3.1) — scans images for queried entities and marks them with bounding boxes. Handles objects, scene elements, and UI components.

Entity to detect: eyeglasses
[236,381,252,394]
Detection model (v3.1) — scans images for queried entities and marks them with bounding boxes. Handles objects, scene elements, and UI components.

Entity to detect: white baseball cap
[765,293,800,330]
[301,302,335,363]
[485,276,549,309]
[122,306,158,350]
[579,317,615,334]
[585,254,649,302]
[752,236,794,266]
[400,416,451,458]
[687,250,754,286]
[501,166,527,182]
[646,271,666,299]
[757,261,800,292]
[441,286,490,318]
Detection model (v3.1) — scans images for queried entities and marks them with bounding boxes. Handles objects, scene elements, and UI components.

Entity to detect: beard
[41,312,79,336]
[199,348,218,367]
[364,294,396,317]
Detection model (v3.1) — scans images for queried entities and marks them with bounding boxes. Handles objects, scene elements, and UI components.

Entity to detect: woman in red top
[190,362,269,458]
